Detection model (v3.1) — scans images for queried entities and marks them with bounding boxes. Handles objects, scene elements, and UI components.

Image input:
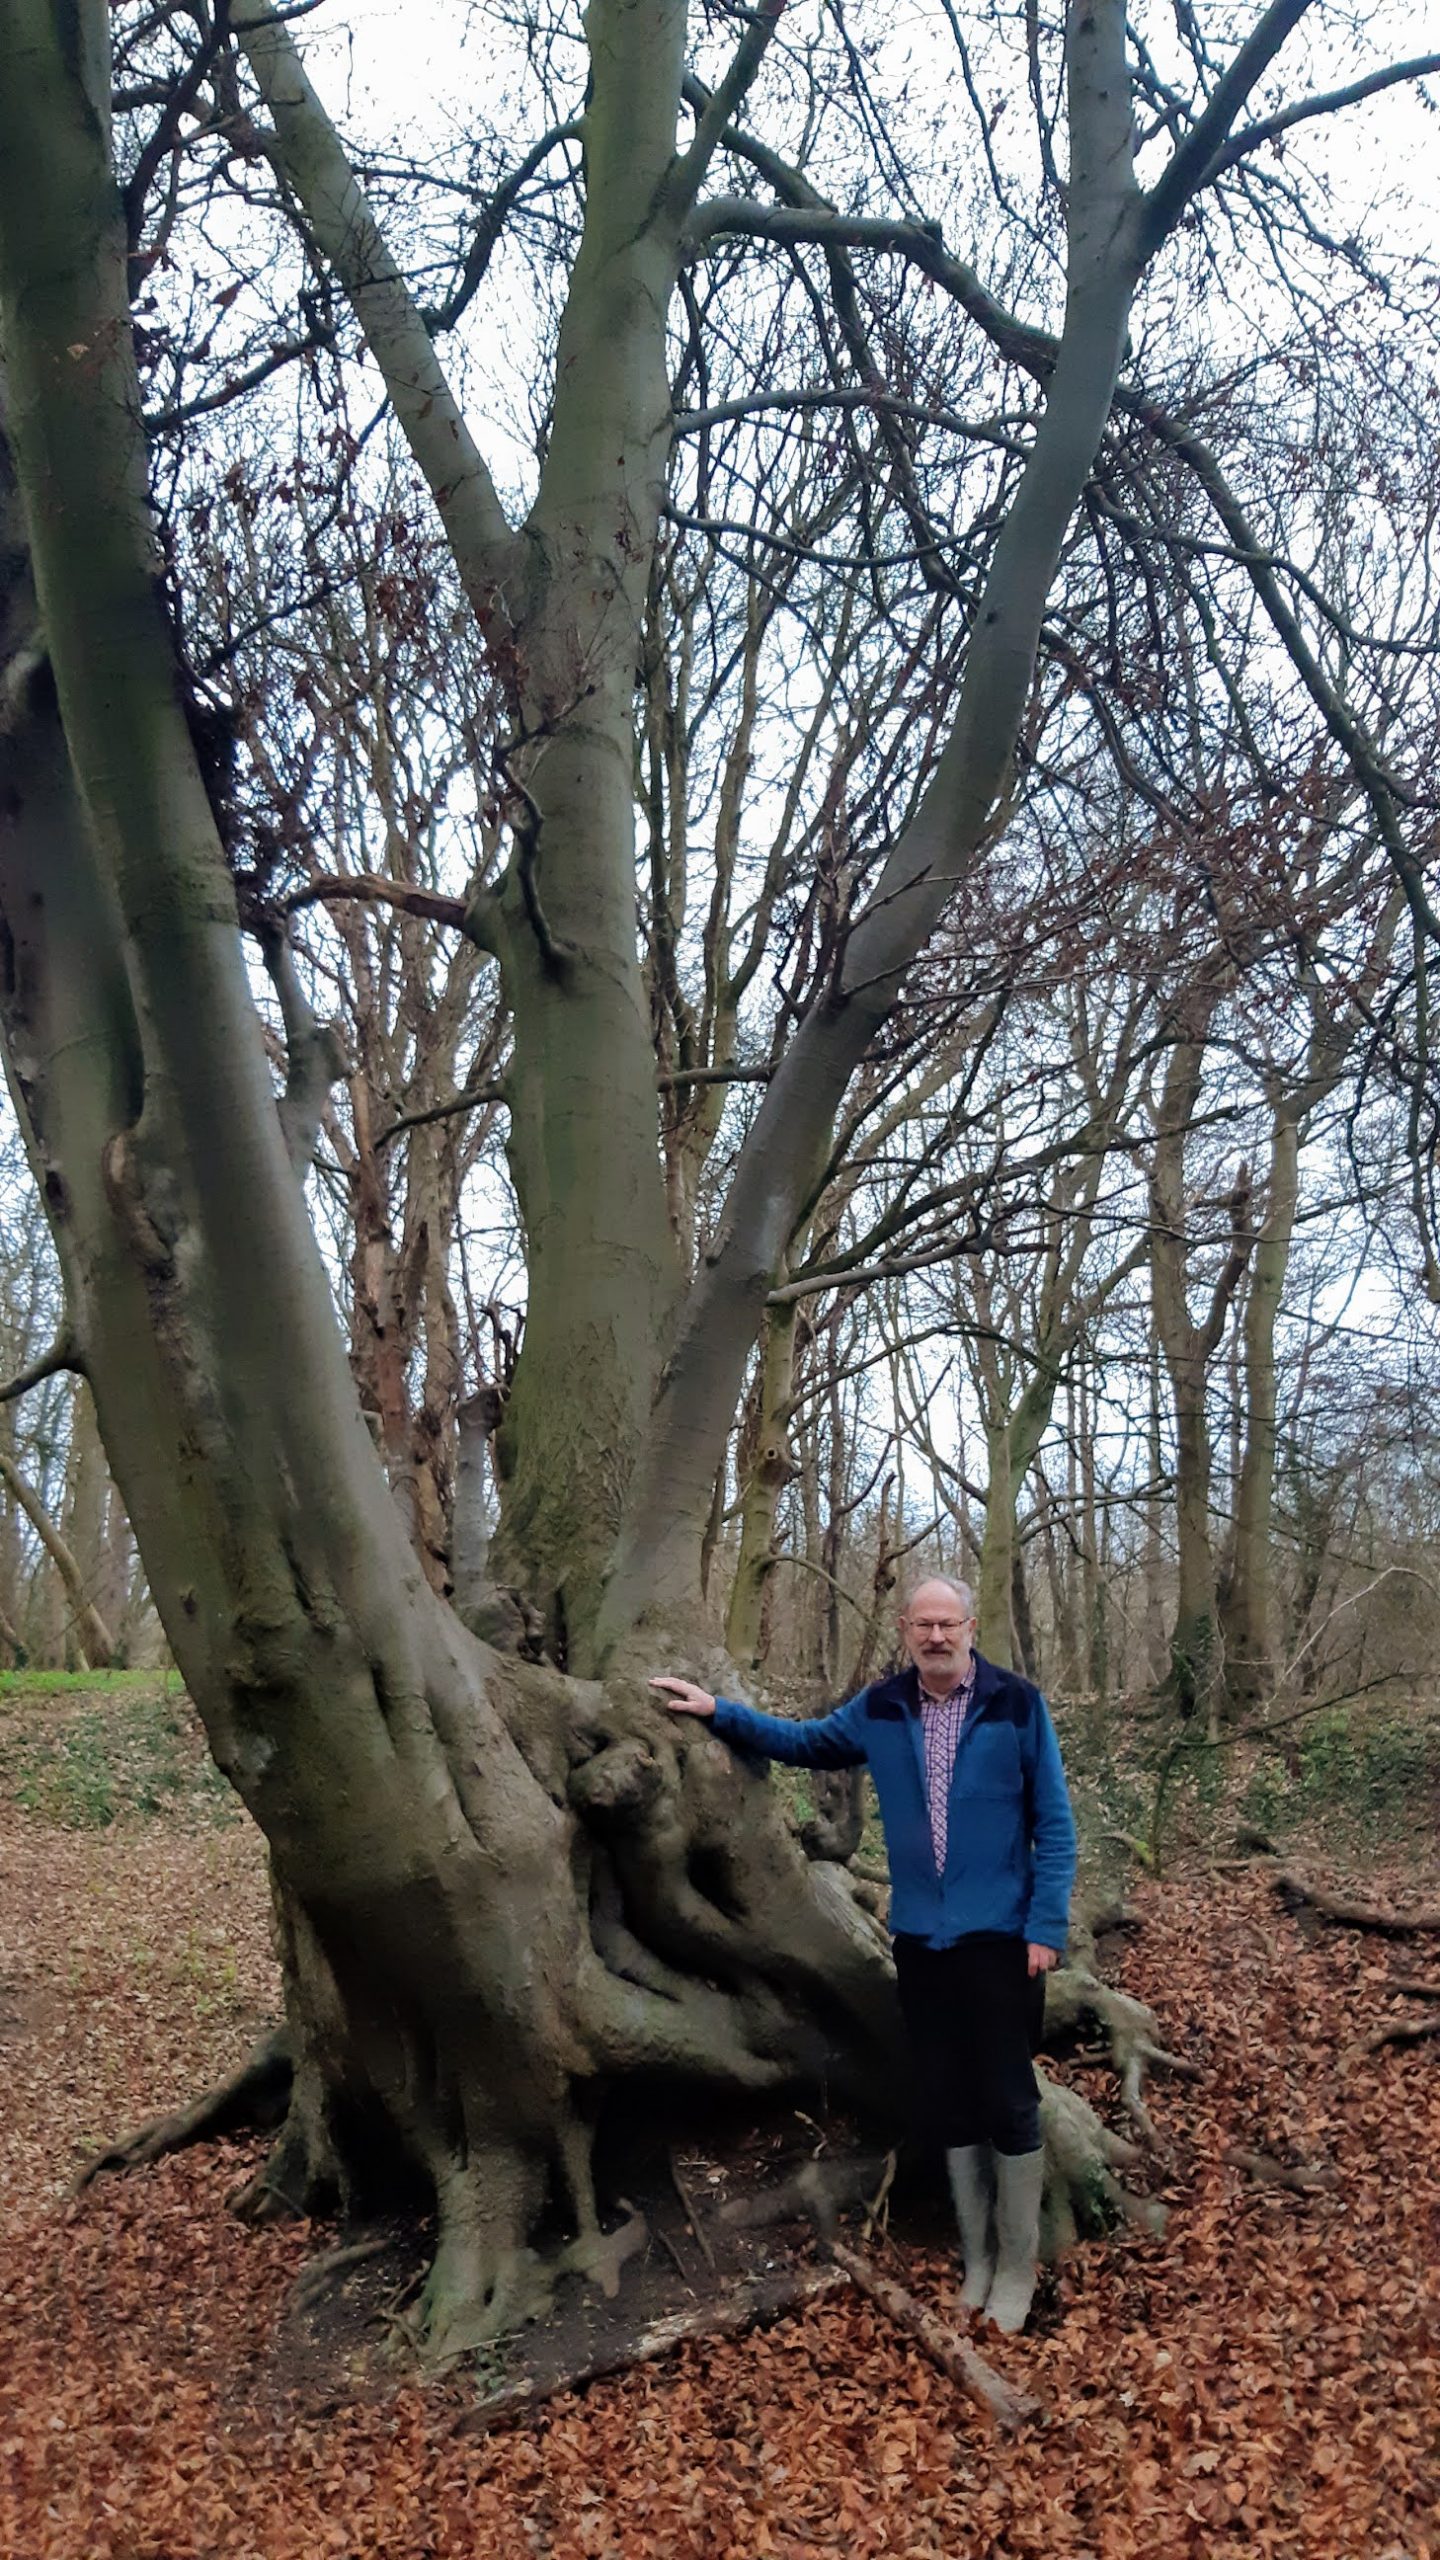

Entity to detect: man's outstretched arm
[650,1677,869,1769]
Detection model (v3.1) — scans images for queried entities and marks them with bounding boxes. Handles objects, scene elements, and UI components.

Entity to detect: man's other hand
[649,1676,717,1717]
[1027,1943,1059,1977]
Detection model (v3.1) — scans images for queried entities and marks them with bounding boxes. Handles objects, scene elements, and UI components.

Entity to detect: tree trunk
[0,1443,114,1667]
[63,1377,130,1653]
[725,1298,801,1674]
[1147,1026,1251,1725]
[1218,1105,1300,1708]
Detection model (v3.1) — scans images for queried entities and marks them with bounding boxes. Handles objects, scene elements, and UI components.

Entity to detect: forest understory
[1,1678,1437,2560]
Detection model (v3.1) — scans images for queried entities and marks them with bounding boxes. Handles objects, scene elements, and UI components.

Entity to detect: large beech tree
[1,0,1436,2350]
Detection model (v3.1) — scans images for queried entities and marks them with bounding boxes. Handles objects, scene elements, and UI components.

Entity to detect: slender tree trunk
[1078,1363,1107,1699]
[1147,1028,1251,1726]
[725,1299,800,1674]
[1143,1325,1168,1685]
[0,1445,114,1667]
[1219,1105,1300,1707]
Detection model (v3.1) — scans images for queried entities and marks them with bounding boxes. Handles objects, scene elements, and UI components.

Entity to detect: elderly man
[651,1577,1076,2333]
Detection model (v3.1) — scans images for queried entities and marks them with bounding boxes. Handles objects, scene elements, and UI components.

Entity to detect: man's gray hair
[898,1574,975,1617]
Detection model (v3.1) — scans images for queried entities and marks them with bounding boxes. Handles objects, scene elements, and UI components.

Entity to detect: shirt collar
[917,1657,976,1711]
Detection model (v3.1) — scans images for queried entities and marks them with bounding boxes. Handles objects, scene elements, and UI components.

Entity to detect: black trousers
[892,1932,1045,2156]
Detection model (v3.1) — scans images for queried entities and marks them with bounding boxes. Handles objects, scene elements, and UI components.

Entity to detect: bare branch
[1141,0,1319,252]
[426,121,584,333]
[669,1,786,216]
[374,1082,509,1150]
[1211,50,1440,178]
[0,1333,82,1404]
[230,0,521,614]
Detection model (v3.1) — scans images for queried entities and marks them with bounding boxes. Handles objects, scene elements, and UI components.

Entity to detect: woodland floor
[1,1681,1438,2559]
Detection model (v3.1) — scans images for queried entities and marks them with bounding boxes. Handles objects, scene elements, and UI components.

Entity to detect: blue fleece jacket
[712,1653,1076,1951]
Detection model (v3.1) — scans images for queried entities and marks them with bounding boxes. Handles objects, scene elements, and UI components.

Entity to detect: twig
[824,2238,1040,2429]
[861,2150,897,2245]
[669,2151,717,2275]
[653,2225,698,2293]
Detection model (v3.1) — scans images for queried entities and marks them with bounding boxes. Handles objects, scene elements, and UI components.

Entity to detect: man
[650,1577,1076,2333]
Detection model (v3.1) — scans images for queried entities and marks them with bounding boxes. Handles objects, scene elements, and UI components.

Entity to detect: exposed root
[1340,1973,1440,2062]
[288,2232,396,2314]
[826,2238,1040,2429]
[414,2149,552,2363]
[454,2265,849,2433]
[76,2027,292,2189]
[1222,2145,1339,2193]
[1037,2075,1162,2258]
[1043,1965,1196,2141]
[719,2153,893,2238]
[406,2135,651,2366]
[1352,2016,1440,2059]
[1273,1870,1440,1935]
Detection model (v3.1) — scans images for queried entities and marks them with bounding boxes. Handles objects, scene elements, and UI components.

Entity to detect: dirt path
[1,1688,1437,2558]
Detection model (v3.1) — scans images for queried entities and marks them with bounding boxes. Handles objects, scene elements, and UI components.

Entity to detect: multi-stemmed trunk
[0,0,1317,2350]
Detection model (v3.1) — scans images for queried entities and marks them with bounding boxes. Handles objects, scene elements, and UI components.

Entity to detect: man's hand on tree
[1027,1943,1059,1976]
[649,1676,717,1717]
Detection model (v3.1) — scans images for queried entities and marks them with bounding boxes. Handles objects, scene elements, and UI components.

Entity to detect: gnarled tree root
[1038,2077,1164,2256]
[1272,1871,1440,1935]
[1043,1967,1197,2141]
[75,2026,293,2190]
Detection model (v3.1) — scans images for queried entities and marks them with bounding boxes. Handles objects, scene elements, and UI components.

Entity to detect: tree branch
[1212,51,1440,177]
[279,870,495,948]
[258,921,348,1177]
[374,1082,509,1150]
[668,1,786,216]
[425,121,584,333]
[229,0,521,616]
[0,1333,82,1404]
[598,0,1149,1640]
[1140,0,1319,253]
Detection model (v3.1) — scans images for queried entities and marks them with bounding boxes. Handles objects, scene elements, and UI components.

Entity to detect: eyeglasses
[906,1617,973,1636]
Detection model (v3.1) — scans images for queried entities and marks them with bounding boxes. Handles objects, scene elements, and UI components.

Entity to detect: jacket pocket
[955,1724,1023,1798]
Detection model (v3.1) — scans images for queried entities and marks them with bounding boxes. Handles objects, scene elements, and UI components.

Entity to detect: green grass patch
[1241,1703,1440,1849]
[1058,1690,1440,1876]
[0,1665,183,1697]
[0,1679,236,1829]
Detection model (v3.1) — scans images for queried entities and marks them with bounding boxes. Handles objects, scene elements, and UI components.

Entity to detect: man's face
[901,1584,976,1693]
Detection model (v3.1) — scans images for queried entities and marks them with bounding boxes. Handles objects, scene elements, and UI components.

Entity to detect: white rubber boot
[945,2144,996,2310]
[986,2146,1044,2333]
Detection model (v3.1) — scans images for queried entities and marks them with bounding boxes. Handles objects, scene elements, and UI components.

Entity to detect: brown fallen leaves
[2,1770,1438,2559]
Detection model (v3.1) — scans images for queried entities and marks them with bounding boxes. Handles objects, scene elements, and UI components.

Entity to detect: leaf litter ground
[1,1684,1437,2558]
